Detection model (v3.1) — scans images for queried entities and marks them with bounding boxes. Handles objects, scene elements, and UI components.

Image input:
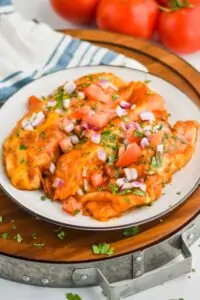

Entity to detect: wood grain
[0,29,199,263]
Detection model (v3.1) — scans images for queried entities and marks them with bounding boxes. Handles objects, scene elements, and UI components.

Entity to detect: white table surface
[1,1,200,299]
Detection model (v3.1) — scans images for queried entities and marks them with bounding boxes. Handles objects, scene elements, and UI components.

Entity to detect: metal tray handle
[73,229,193,300]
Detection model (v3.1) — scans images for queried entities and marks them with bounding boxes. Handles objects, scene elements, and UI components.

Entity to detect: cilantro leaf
[112,94,119,100]
[14,233,23,243]
[132,189,145,197]
[108,183,119,194]
[40,195,47,201]
[19,144,27,150]
[0,233,9,239]
[92,243,114,256]
[66,293,82,300]
[32,243,44,247]
[133,130,143,137]
[57,230,65,240]
[123,226,140,237]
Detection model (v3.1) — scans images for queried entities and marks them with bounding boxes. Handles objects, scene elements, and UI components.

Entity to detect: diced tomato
[59,138,73,153]
[84,84,111,103]
[90,171,106,188]
[63,197,82,216]
[118,82,135,101]
[149,132,163,148]
[116,142,142,167]
[130,82,148,104]
[28,96,41,109]
[125,128,140,143]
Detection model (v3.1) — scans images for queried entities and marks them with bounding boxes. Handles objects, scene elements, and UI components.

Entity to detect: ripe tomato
[116,142,142,167]
[96,0,159,39]
[49,0,98,25]
[158,2,200,53]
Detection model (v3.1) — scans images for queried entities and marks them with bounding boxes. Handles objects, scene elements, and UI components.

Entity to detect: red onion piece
[91,133,101,144]
[22,119,33,131]
[133,122,142,132]
[63,99,70,109]
[157,144,164,153]
[78,92,85,100]
[47,100,57,108]
[132,181,146,192]
[121,182,134,190]
[140,111,155,122]
[31,112,45,127]
[140,137,150,148]
[125,123,132,130]
[64,80,76,94]
[70,135,79,144]
[116,106,127,117]
[52,178,64,188]
[64,122,74,133]
[49,162,56,174]
[116,178,127,187]
[97,149,107,162]
[143,125,152,132]
[120,100,131,109]
[120,122,126,131]
[124,168,138,181]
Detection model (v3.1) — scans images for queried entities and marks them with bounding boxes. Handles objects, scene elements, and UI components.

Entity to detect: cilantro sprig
[92,243,114,256]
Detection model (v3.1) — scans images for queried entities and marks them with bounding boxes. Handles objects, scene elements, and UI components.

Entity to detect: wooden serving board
[0,30,199,263]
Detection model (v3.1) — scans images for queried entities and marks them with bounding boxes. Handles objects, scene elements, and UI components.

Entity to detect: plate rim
[0,65,199,231]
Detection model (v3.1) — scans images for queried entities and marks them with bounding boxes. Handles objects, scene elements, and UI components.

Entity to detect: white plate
[0,66,199,230]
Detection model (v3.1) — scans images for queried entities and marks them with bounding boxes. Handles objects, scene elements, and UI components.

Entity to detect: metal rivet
[135,271,141,277]
[187,233,195,241]
[136,256,142,262]
[41,278,50,284]
[22,275,30,282]
[80,274,88,280]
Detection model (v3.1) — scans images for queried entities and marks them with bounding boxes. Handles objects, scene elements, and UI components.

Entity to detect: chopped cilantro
[96,186,106,191]
[66,293,82,300]
[57,230,65,240]
[117,189,133,195]
[112,94,119,100]
[144,79,151,84]
[172,135,186,144]
[87,75,94,81]
[32,232,37,239]
[79,136,88,144]
[13,233,23,243]
[157,125,163,131]
[19,144,27,150]
[92,243,114,256]
[108,152,117,165]
[73,209,80,215]
[108,183,119,194]
[123,226,140,237]
[132,189,145,197]
[0,233,9,239]
[40,195,47,201]
[0,216,3,223]
[20,158,26,164]
[133,130,143,137]
[122,115,130,122]
[192,268,196,272]
[32,243,44,247]
[176,191,181,195]
[55,87,64,108]
[40,131,46,140]
[124,197,131,204]
[151,155,163,169]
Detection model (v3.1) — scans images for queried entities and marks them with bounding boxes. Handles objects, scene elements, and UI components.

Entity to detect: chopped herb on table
[122,226,140,237]
[13,233,23,243]
[0,216,3,223]
[40,195,47,201]
[144,79,151,84]
[176,191,181,195]
[57,230,65,240]
[0,233,9,239]
[32,232,37,239]
[66,293,82,300]
[32,243,44,247]
[92,243,114,256]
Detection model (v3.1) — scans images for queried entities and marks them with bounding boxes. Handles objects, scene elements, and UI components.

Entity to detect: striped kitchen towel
[0,2,147,102]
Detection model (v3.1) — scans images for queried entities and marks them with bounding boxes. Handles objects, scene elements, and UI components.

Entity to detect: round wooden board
[0,30,199,263]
